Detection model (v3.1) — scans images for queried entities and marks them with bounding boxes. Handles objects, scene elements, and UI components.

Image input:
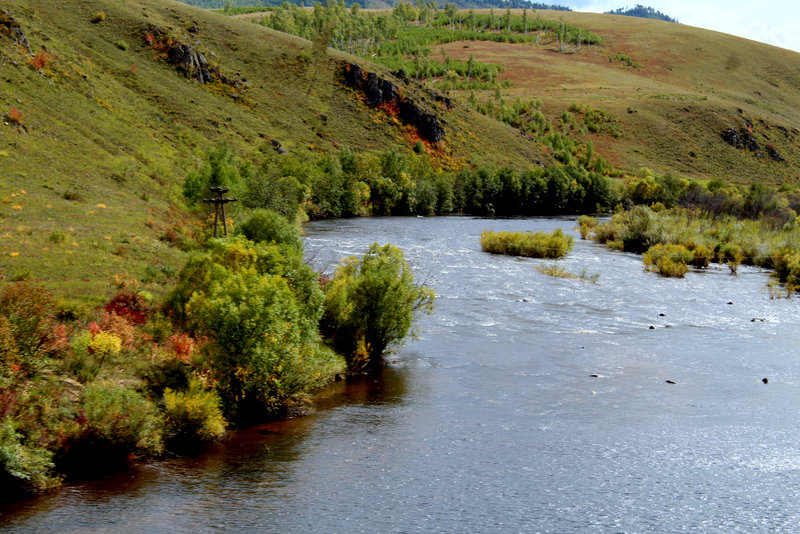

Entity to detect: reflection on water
[3,216,800,533]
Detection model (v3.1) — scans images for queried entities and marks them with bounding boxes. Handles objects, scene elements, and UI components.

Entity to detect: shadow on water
[0,366,408,531]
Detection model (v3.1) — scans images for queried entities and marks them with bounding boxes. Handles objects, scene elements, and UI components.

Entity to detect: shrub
[771,247,800,289]
[719,242,744,273]
[321,243,435,372]
[104,290,149,325]
[115,41,128,51]
[167,333,196,362]
[577,215,596,239]
[68,329,122,383]
[98,312,136,348]
[7,108,23,125]
[182,142,246,203]
[59,385,162,475]
[643,244,693,277]
[691,244,714,268]
[0,282,58,377]
[91,11,106,23]
[186,269,310,415]
[171,236,345,418]
[29,51,50,70]
[0,418,58,499]
[480,228,574,259]
[234,209,302,249]
[163,380,226,450]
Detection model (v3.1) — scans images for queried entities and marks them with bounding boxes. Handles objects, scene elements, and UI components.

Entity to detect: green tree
[444,2,457,30]
[183,142,249,203]
[522,7,528,33]
[321,243,434,372]
[235,208,303,250]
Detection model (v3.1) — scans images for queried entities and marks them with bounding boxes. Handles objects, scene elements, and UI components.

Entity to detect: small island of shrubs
[480,228,574,259]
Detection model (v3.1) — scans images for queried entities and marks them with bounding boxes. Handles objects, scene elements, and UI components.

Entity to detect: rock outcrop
[145,26,248,101]
[0,10,32,54]
[721,119,787,161]
[341,62,447,144]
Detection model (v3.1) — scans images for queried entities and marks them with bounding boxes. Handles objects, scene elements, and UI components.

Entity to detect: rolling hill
[431,10,800,183]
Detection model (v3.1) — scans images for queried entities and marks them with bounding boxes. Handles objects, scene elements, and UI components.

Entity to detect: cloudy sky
[568,0,800,53]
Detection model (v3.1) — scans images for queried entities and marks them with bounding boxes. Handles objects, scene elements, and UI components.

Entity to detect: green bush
[172,237,344,418]
[235,208,302,249]
[59,385,163,475]
[183,142,249,203]
[163,380,226,450]
[719,242,744,273]
[321,243,434,372]
[169,236,324,340]
[643,244,693,277]
[68,330,123,383]
[0,418,59,499]
[771,247,800,289]
[577,215,597,239]
[480,229,574,259]
[691,244,714,268]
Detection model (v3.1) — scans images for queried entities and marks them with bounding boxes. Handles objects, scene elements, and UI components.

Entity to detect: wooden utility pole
[203,186,237,237]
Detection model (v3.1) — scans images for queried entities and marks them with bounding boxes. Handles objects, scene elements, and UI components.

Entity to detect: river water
[3,216,800,532]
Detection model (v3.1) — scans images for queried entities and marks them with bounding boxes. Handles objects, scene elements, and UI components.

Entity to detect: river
[3,216,800,532]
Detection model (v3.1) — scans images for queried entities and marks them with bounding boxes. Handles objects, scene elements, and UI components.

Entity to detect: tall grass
[481,229,573,258]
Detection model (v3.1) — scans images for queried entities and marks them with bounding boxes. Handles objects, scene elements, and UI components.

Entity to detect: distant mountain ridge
[604,4,677,23]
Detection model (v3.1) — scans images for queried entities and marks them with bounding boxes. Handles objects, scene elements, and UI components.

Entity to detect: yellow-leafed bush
[163,380,227,448]
[643,244,692,277]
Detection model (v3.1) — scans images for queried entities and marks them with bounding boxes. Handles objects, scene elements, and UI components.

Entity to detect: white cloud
[567,0,800,53]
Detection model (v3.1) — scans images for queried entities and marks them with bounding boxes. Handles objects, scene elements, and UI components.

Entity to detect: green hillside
[0,0,544,299]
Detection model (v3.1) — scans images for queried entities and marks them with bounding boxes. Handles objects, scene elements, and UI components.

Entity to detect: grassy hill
[0,0,544,300]
[432,10,800,183]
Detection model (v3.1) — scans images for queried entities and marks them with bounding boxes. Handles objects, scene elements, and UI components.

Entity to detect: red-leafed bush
[167,333,195,362]
[7,107,23,125]
[29,51,50,70]
[104,291,149,325]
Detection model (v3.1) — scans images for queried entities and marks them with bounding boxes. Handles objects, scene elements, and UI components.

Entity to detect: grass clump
[536,263,599,282]
[481,228,574,259]
[90,11,105,23]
